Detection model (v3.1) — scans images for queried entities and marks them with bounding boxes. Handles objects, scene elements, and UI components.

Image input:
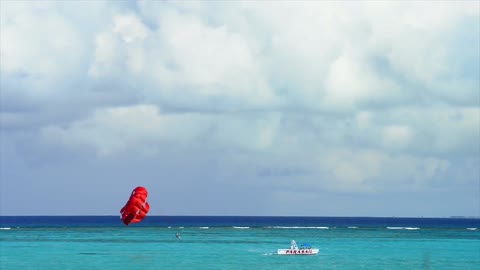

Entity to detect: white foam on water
[199,227,209,229]
[348,226,358,229]
[233,226,250,229]
[466,228,477,231]
[268,226,329,229]
[0,227,11,230]
[387,227,419,230]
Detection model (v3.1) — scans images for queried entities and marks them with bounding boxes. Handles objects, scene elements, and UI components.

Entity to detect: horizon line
[1,215,479,219]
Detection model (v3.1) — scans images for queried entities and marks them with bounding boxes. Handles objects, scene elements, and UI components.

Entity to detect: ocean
[0,216,479,270]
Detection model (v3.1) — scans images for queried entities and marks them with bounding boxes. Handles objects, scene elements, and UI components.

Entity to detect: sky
[0,1,479,217]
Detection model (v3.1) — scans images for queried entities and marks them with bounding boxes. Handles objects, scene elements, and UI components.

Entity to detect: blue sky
[0,1,479,217]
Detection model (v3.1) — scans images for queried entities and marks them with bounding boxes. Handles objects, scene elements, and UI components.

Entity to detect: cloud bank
[1,1,479,216]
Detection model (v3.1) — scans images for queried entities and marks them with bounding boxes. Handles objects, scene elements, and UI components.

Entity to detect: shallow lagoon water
[1,216,478,270]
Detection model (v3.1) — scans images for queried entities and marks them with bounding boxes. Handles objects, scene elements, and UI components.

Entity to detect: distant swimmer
[176,233,182,240]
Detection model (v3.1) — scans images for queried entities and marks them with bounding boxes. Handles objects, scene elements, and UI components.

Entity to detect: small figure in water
[176,233,182,240]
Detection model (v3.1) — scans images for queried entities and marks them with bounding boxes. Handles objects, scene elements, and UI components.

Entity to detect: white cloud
[113,14,150,43]
[41,105,199,156]
[3,1,477,108]
[0,2,86,90]
[151,10,275,105]
[385,107,480,155]
[323,53,401,110]
[40,105,284,157]
[323,149,383,191]
[317,148,450,192]
[361,1,480,104]
[88,32,124,78]
[345,106,480,156]
[382,125,413,150]
[88,13,151,78]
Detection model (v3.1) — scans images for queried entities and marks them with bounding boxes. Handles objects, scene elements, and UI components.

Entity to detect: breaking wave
[268,226,329,229]
[387,227,420,230]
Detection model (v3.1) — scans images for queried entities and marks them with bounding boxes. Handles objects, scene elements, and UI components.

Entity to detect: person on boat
[290,240,298,250]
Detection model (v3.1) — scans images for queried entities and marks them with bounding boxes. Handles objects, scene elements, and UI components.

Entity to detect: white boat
[277,240,319,255]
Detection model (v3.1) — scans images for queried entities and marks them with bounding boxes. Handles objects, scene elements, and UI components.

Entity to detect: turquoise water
[1,217,479,269]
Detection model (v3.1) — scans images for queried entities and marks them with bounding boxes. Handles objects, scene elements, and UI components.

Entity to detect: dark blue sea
[1,216,479,269]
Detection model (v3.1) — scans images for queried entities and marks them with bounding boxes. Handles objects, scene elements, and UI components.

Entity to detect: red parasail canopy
[120,186,150,226]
